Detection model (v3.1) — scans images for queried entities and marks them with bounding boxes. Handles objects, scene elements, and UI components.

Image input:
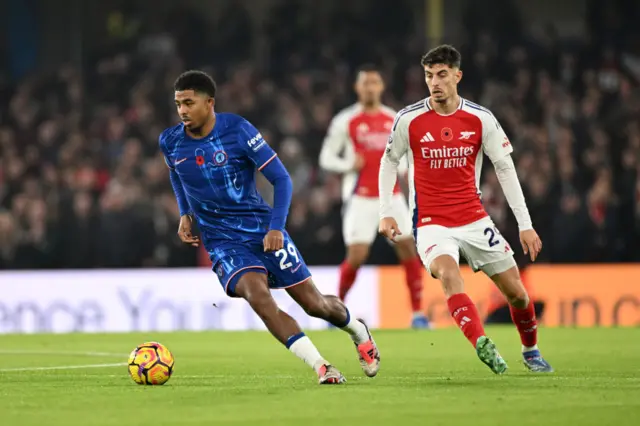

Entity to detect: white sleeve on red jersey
[397,153,409,175]
[480,111,513,162]
[382,105,408,176]
[319,109,355,173]
[379,112,409,219]
[480,110,532,231]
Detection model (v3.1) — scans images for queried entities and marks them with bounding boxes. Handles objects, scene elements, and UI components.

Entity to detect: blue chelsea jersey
[159,113,277,245]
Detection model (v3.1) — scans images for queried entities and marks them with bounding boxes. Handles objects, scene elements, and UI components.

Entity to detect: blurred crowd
[0,0,639,269]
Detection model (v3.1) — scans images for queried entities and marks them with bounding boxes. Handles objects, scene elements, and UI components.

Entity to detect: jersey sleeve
[384,113,410,165]
[237,119,278,170]
[159,132,175,170]
[481,111,513,162]
[319,112,355,173]
[159,132,191,216]
[379,112,410,218]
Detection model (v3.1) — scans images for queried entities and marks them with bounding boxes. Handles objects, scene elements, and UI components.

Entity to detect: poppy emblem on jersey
[195,155,205,166]
[213,150,228,166]
[441,127,453,142]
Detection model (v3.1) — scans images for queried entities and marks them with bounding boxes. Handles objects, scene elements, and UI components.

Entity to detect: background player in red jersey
[379,45,553,373]
[320,65,428,329]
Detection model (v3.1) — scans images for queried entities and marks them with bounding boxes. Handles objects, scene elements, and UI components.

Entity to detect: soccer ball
[127,341,174,385]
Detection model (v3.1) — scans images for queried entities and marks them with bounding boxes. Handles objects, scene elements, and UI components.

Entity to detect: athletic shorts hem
[425,250,459,275]
[224,266,268,297]
[278,276,312,290]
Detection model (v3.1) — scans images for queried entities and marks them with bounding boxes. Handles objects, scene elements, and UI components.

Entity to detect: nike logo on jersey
[420,132,435,143]
[459,131,476,140]
[175,158,188,165]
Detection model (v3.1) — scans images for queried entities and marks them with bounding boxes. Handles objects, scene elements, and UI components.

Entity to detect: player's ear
[455,69,463,84]
[209,97,215,110]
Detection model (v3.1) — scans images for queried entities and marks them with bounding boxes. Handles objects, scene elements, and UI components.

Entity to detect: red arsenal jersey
[381,97,513,228]
[320,103,405,200]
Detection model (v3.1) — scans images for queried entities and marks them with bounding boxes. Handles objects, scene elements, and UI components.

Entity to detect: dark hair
[421,45,462,69]
[356,63,381,75]
[174,70,217,98]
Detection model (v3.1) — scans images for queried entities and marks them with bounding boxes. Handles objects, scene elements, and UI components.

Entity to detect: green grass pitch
[1,327,639,426]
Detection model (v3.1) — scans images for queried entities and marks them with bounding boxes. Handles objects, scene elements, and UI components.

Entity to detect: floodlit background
[1,0,638,269]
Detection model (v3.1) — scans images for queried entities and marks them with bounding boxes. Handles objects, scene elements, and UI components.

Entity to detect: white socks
[341,316,370,345]
[288,336,327,373]
[523,344,539,353]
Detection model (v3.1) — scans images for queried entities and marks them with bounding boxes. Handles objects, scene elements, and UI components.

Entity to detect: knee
[395,238,417,261]
[504,281,529,309]
[240,281,275,313]
[346,246,369,268]
[437,268,465,297]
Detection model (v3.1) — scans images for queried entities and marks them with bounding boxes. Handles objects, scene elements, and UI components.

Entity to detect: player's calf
[339,244,369,301]
[394,239,429,328]
[489,265,554,373]
[234,273,344,382]
[287,280,380,377]
[431,255,509,374]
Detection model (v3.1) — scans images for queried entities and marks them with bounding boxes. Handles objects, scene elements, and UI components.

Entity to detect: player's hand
[178,215,200,247]
[520,229,542,262]
[352,155,365,172]
[263,229,284,252]
[379,217,402,242]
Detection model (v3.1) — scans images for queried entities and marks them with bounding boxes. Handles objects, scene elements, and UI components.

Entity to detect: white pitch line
[0,350,126,358]
[0,362,127,372]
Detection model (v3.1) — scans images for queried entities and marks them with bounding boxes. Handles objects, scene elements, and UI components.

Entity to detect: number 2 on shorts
[275,242,300,270]
[484,227,500,247]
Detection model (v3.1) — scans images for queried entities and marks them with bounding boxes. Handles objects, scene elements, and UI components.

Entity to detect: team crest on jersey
[441,127,453,142]
[216,263,224,278]
[213,150,228,166]
[357,123,369,134]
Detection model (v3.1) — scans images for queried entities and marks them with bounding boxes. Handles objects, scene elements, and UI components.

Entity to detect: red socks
[338,261,358,301]
[401,256,423,312]
[509,301,538,347]
[447,293,486,347]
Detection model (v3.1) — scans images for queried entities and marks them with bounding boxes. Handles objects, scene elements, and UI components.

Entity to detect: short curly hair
[174,70,217,98]
[421,45,462,69]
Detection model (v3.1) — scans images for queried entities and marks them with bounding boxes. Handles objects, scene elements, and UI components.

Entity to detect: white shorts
[343,194,413,245]
[416,216,516,275]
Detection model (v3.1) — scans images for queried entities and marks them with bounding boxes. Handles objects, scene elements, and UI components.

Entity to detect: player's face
[174,90,214,131]
[424,64,462,103]
[355,71,384,107]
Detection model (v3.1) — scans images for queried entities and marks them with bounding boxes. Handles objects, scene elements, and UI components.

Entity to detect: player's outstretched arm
[379,113,408,241]
[260,157,292,252]
[493,155,541,261]
[238,119,292,252]
[481,112,541,261]
[159,135,199,247]
[319,114,358,173]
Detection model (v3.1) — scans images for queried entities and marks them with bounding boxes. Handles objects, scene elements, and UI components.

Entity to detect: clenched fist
[263,229,284,252]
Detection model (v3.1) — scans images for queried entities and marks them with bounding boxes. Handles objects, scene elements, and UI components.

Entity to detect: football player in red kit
[320,65,428,329]
[379,45,553,373]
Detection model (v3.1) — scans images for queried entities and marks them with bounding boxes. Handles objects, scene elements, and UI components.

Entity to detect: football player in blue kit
[160,70,380,384]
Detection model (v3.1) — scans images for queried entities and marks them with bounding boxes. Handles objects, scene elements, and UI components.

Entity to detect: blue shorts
[207,231,312,297]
